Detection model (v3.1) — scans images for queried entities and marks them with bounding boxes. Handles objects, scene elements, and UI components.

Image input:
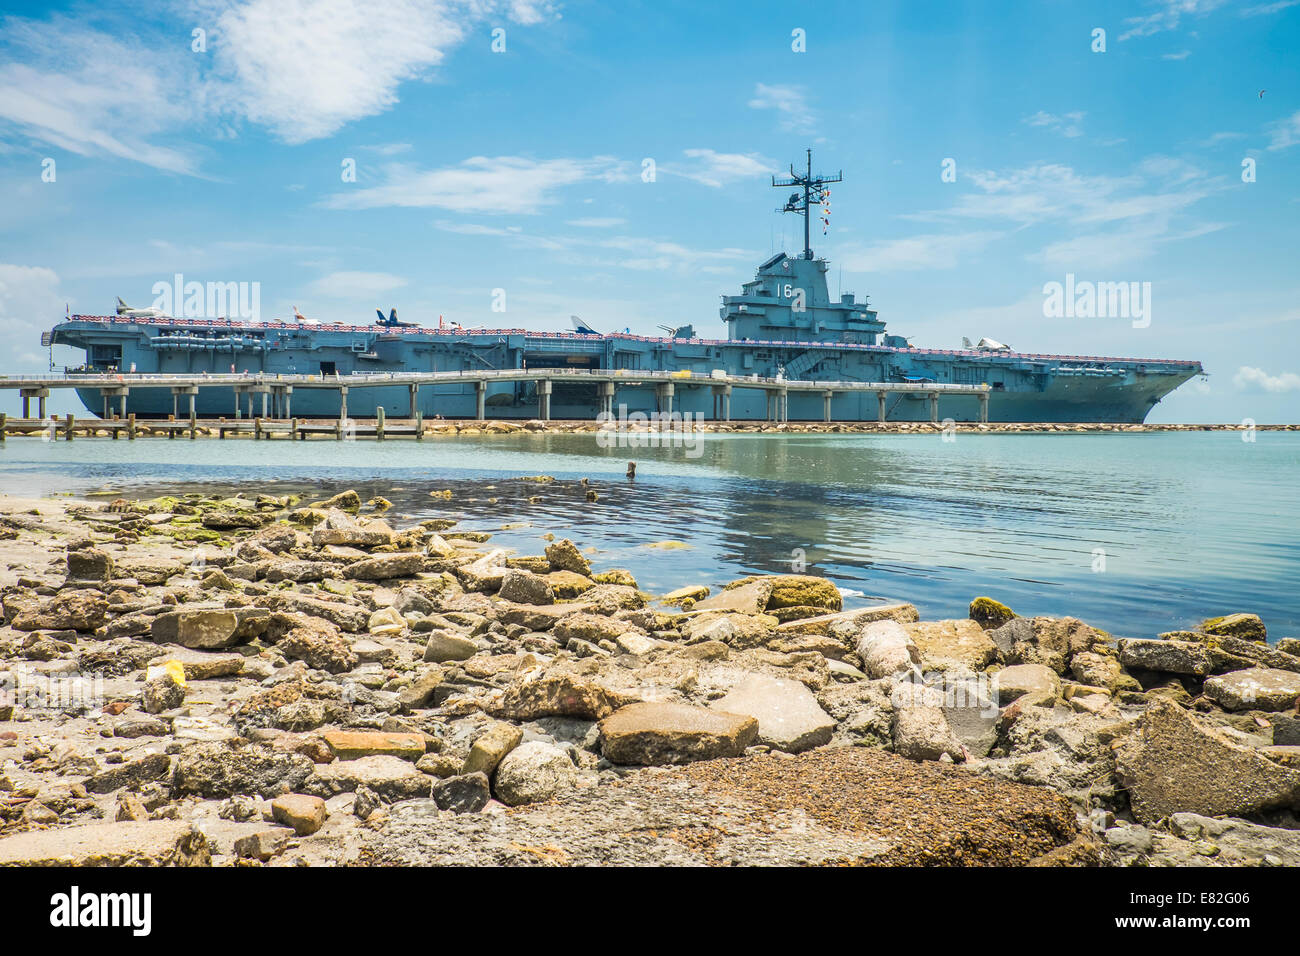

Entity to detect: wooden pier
[0,369,992,437]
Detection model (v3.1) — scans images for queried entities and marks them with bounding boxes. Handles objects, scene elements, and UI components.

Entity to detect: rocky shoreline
[1,488,1298,866]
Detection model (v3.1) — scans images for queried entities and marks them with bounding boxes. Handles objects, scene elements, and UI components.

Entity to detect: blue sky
[0,0,1297,422]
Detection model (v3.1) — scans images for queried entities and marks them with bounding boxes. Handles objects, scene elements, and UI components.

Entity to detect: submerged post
[376,406,386,440]
[979,390,989,423]
[877,390,887,423]
[928,391,939,424]
[475,380,486,421]
[823,390,833,423]
[65,414,74,441]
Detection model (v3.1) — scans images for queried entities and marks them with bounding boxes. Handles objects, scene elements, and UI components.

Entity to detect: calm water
[1,432,1296,640]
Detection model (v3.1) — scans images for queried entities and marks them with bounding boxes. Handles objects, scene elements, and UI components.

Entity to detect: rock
[1069,650,1140,693]
[430,772,491,813]
[271,794,328,836]
[545,538,591,576]
[172,742,314,799]
[415,753,462,778]
[273,614,358,673]
[492,661,639,721]
[0,821,211,866]
[311,509,393,546]
[892,704,965,762]
[493,741,578,806]
[12,590,108,632]
[423,630,478,663]
[693,579,771,615]
[202,508,269,529]
[598,702,758,765]
[663,585,709,605]
[66,547,113,583]
[148,648,244,681]
[150,606,268,649]
[993,616,1107,674]
[142,672,186,714]
[266,592,370,633]
[545,570,595,598]
[396,666,446,709]
[906,619,999,673]
[855,619,921,679]
[234,828,293,861]
[1166,813,1300,866]
[462,721,524,775]
[1278,638,1300,658]
[113,714,169,738]
[552,613,638,645]
[709,673,835,753]
[1119,638,1215,676]
[775,603,919,639]
[367,606,406,636]
[85,753,173,794]
[763,575,842,613]
[115,792,150,822]
[353,785,383,819]
[323,730,426,761]
[592,568,637,588]
[1202,613,1266,642]
[305,755,432,801]
[21,801,59,824]
[456,549,509,592]
[1204,668,1300,712]
[969,596,1015,630]
[498,568,555,605]
[994,663,1060,704]
[344,552,424,581]
[1114,700,1300,824]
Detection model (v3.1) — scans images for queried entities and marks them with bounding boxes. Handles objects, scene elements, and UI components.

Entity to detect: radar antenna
[772,148,842,260]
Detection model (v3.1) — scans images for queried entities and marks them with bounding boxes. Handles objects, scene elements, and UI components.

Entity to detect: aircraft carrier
[43,153,1204,423]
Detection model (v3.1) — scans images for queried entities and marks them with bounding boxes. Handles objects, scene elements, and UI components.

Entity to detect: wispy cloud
[307,270,408,298]
[898,156,1224,269]
[662,149,773,187]
[1023,110,1086,138]
[1234,366,1300,392]
[838,232,1004,273]
[1241,0,1300,16]
[1267,110,1300,150]
[565,217,626,228]
[0,17,200,174]
[1162,50,1192,60]
[323,155,629,213]
[0,2,555,172]
[1120,0,1229,40]
[748,83,814,133]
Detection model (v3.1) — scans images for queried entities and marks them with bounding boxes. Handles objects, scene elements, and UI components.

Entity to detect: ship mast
[773,148,842,260]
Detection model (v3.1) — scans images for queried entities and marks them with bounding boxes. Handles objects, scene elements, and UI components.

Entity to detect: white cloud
[1267,110,1300,150]
[748,83,814,133]
[307,270,408,298]
[1200,131,1244,146]
[1120,0,1228,40]
[0,2,554,171]
[1162,50,1192,60]
[1234,366,1300,392]
[0,263,67,370]
[663,149,773,187]
[1241,0,1300,15]
[323,155,628,213]
[0,17,200,174]
[838,232,1003,273]
[565,217,626,228]
[1023,110,1086,138]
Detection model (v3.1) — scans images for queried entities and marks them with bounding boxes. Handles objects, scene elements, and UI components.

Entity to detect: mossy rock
[762,575,842,613]
[1201,613,1266,642]
[593,569,638,588]
[969,596,1016,630]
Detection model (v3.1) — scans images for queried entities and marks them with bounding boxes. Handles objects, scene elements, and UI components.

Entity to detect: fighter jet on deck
[115,297,166,319]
